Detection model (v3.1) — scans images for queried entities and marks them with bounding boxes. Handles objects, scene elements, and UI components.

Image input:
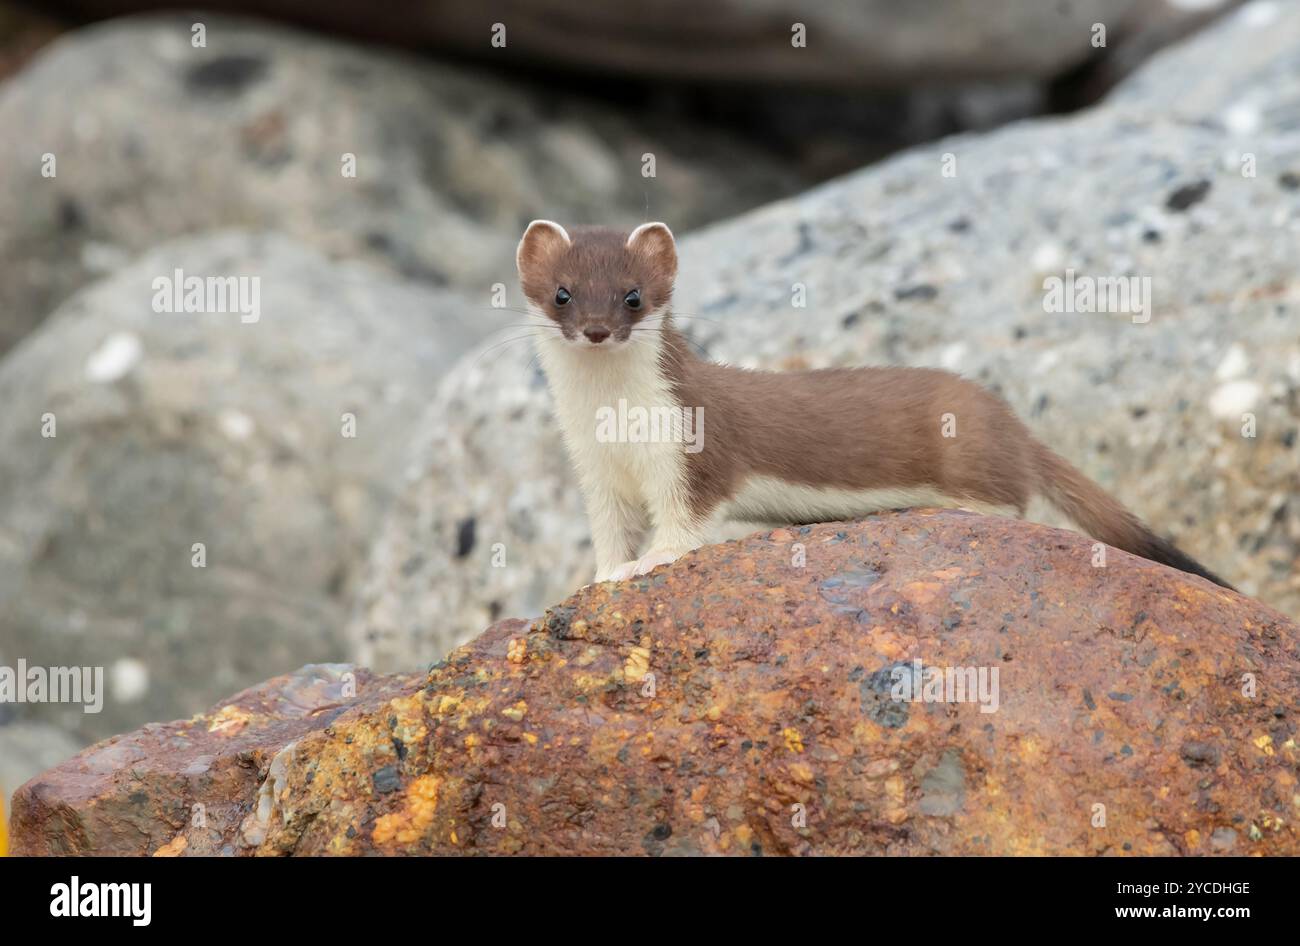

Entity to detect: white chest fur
[535,321,687,504]
[535,316,704,578]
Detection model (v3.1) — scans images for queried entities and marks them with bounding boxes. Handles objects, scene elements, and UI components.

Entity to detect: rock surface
[12,512,1300,856]
[36,0,1149,87]
[0,230,509,742]
[350,1,1300,669]
[0,12,798,353]
[9,664,420,856]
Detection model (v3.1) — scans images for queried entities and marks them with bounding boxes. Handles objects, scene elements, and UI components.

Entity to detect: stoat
[516,219,1232,589]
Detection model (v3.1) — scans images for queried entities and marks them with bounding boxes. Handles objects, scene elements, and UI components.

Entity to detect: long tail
[1032,443,1234,590]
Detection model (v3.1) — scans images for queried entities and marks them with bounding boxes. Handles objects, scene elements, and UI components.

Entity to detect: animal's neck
[537,309,689,409]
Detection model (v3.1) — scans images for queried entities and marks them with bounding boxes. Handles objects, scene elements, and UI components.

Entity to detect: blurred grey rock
[1072,0,1241,105]
[0,12,799,353]
[0,230,511,740]
[38,0,1149,87]
[1112,0,1294,116]
[349,1,1300,670]
[0,721,81,807]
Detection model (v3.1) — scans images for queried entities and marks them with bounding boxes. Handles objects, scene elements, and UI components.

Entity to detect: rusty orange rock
[8,664,420,856]
[10,511,1300,855]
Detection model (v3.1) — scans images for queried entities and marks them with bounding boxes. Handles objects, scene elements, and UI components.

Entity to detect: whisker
[522,349,547,378]
[466,305,563,323]
[626,327,712,360]
[659,312,724,326]
[470,332,547,369]
[466,304,570,324]
[482,322,564,332]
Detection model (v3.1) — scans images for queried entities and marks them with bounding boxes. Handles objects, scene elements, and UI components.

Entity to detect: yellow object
[1,788,9,856]
[783,727,805,753]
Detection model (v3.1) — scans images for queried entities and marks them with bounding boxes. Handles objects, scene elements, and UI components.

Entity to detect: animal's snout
[583,326,611,344]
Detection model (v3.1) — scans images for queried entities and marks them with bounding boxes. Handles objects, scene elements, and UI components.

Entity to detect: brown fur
[518,222,1234,590]
[518,223,676,344]
[661,332,1032,518]
[661,330,1231,587]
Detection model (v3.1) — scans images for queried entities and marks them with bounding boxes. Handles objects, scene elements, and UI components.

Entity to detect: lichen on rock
[13,511,1300,856]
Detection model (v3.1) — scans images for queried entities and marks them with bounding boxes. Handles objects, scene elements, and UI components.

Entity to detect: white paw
[601,559,642,583]
[632,549,683,576]
[598,550,685,583]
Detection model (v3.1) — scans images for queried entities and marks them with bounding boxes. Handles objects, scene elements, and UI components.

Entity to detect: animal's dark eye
[624,289,641,309]
[554,287,571,306]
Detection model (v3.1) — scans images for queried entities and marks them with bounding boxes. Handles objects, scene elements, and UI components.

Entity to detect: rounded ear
[626,222,677,279]
[516,220,571,276]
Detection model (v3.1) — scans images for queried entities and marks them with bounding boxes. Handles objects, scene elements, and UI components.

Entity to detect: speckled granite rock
[13,512,1300,856]
[0,230,510,742]
[0,12,799,353]
[30,0,1149,87]
[349,2,1300,670]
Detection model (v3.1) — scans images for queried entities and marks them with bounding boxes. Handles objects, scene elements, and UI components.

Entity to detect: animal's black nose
[583,326,611,343]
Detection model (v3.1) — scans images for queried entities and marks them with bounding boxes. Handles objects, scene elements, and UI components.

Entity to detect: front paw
[633,548,685,577]
[596,559,640,583]
[597,550,685,583]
